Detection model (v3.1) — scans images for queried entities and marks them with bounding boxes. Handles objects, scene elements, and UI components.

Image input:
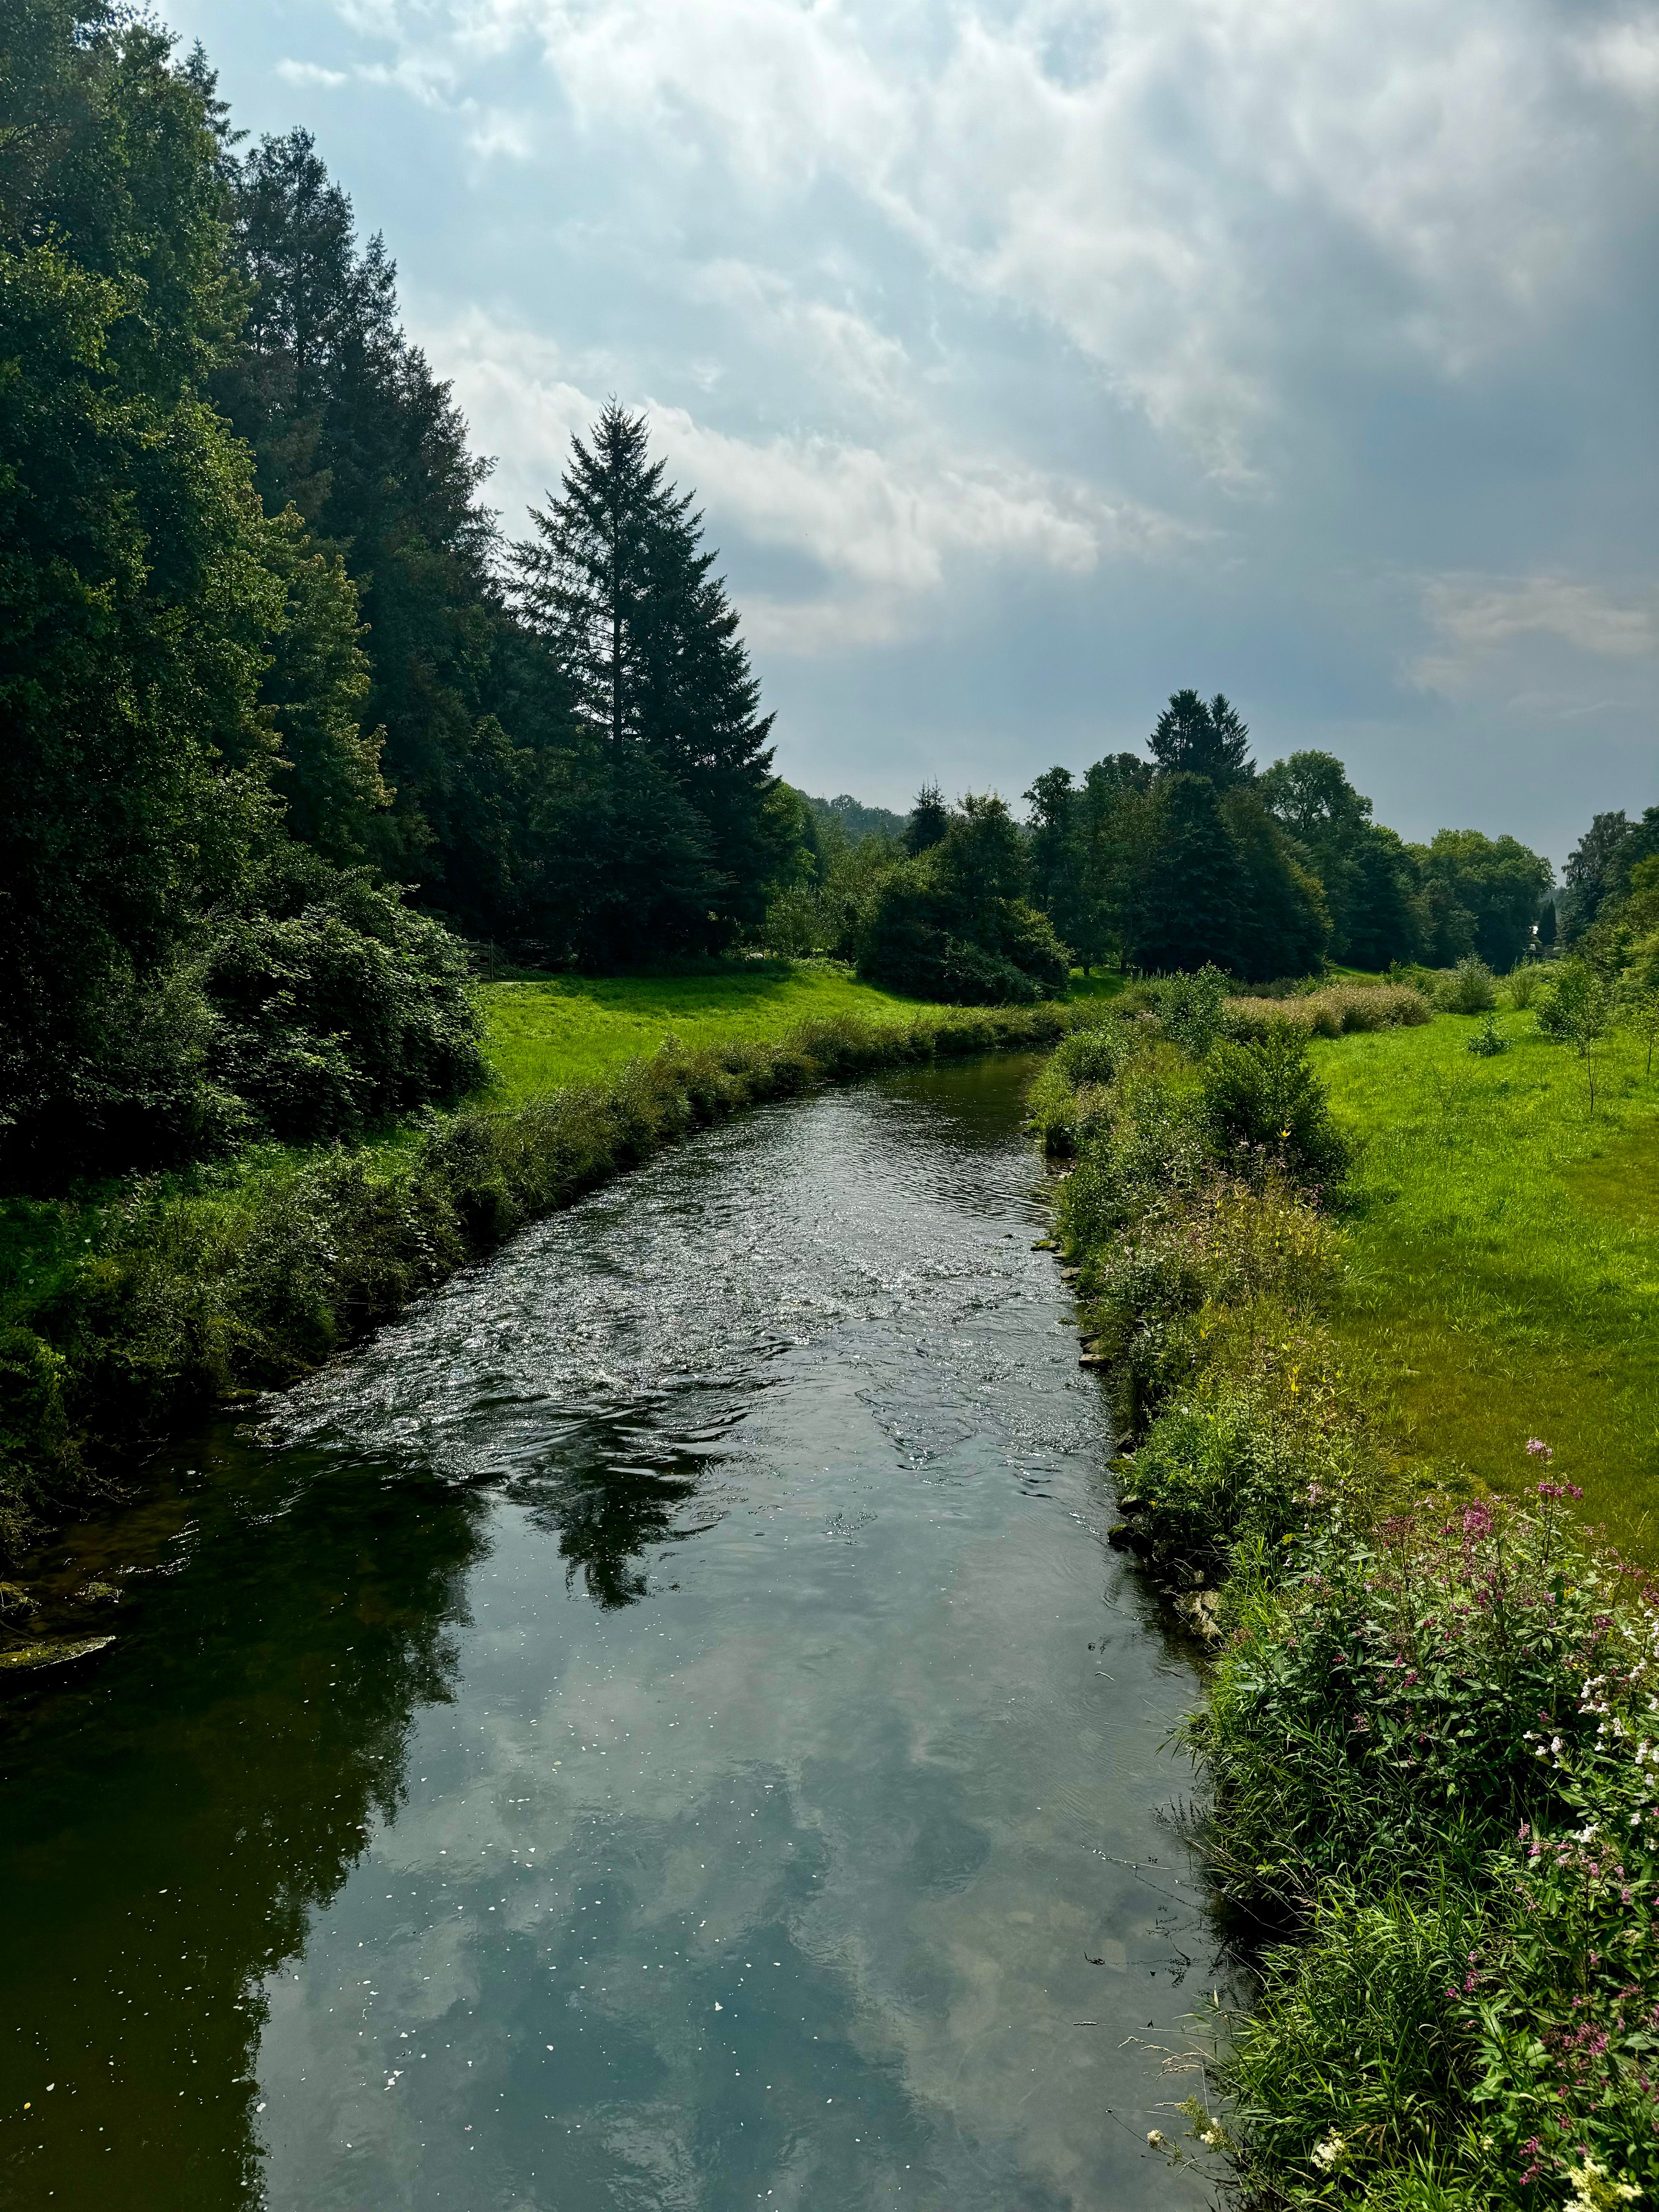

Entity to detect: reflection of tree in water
[509,1414,730,1609]
[0,1434,487,2212]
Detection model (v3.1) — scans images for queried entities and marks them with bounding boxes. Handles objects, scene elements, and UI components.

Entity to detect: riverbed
[2,1056,1224,2210]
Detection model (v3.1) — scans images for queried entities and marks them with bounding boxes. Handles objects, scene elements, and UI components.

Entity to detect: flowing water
[1,1057,1225,2212]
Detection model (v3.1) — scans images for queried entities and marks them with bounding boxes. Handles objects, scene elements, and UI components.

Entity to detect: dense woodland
[0,1,1626,1192]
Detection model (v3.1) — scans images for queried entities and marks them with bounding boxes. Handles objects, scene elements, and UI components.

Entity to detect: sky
[167,0,1659,868]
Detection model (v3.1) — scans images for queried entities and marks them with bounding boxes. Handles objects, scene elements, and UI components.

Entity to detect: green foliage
[200,851,487,1141]
[1465,1012,1508,1057]
[1261,752,1425,970]
[1202,1027,1354,1191]
[800,791,907,846]
[1440,955,1497,1013]
[1146,688,1254,787]
[1536,958,1617,1107]
[1146,964,1232,1055]
[902,782,950,856]
[857,795,1069,1002]
[513,402,783,960]
[1412,830,1554,972]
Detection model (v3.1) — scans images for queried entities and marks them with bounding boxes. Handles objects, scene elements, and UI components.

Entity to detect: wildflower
[1527,1438,1555,1462]
[1146,2129,1166,2149]
[1311,2132,1345,2172]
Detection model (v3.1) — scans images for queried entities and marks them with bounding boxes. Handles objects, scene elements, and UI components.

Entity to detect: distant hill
[804,792,908,846]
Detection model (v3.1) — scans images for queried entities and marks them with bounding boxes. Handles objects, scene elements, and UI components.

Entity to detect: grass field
[478,962,1124,1100]
[1320,1009,1659,1555]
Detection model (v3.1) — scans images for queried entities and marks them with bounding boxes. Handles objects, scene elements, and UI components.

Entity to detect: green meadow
[1321,1009,1659,1554]
[477,962,1125,1099]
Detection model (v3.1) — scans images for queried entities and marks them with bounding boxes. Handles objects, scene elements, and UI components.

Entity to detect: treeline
[0,1,1576,1191]
[769,695,1556,999]
[2,3,783,1183]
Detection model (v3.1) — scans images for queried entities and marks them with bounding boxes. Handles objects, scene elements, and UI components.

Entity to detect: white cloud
[342,0,1658,476]
[426,307,1193,654]
[1413,575,1659,694]
[275,59,349,89]
[1582,17,1659,98]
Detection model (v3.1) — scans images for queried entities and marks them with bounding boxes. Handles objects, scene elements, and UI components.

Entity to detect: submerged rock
[0,1636,115,1673]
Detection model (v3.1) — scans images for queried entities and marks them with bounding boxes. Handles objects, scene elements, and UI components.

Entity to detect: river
[1,1056,1224,2211]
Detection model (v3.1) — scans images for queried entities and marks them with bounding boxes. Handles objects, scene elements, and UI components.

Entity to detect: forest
[0,0,1631,1202]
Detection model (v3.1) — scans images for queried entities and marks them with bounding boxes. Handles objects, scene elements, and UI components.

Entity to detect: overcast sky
[169,0,1658,867]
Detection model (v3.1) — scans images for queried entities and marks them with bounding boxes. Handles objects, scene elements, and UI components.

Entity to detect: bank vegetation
[1033,977,1659,2210]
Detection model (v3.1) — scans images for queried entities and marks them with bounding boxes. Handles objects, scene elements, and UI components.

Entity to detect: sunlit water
[2,1057,1225,2211]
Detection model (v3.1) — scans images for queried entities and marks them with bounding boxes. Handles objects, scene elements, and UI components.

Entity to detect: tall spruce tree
[904,782,950,855]
[1147,690,1254,787]
[514,405,781,960]
[1127,774,1247,971]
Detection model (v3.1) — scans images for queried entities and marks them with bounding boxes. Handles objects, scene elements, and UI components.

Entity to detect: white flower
[1146,2129,1166,2149]
[1312,2132,1345,2172]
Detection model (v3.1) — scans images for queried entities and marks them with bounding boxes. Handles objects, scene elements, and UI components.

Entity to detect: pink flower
[1527,1438,1555,1462]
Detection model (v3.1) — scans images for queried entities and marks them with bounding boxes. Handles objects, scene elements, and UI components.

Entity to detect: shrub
[1439,957,1497,1014]
[1465,1013,1508,1057]
[1201,1028,1353,1192]
[1146,965,1232,1055]
[1025,1020,1132,1151]
[200,854,487,1143]
[1503,963,1544,1010]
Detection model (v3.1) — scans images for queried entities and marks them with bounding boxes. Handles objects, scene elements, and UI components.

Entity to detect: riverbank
[1323,1009,1659,1554]
[0,996,1085,1571]
[1033,994,1659,2206]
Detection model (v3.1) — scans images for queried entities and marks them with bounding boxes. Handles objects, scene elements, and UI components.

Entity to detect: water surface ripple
[2,1056,1223,2211]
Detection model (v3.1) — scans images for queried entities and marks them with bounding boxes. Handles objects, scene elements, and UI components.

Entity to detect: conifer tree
[514,405,781,958]
[904,783,950,855]
[1146,690,1254,787]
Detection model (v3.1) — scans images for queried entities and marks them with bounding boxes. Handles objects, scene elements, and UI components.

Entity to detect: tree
[858,796,1067,1002]
[514,404,782,959]
[1561,812,1632,944]
[215,126,567,933]
[0,5,283,1174]
[1024,766,1092,969]
[904,782,949,855]
[1146,690,1254,787]
[1221,785,1331,980]
[1412,830,1553,971]
[1125,774,1247,973]
[1537,959,1616,1113]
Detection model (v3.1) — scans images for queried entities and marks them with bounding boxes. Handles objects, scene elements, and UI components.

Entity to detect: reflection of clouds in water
[250,1065,1219,2209]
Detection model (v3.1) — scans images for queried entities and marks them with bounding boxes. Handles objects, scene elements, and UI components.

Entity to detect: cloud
[1413,575,1659,695]
[275,59,349,89]
[426,309,1194,655]
[341,0,1659,476]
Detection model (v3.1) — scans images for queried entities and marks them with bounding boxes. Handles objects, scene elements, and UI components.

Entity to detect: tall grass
[1034,1000,1659,2208]
[0,1001,1078,1562]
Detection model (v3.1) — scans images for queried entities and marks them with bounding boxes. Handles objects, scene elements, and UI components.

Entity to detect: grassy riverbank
[478,960,1125,1098]
[1323,1012,1659,1555]
[1034,992,1659,2207]
[0,994,1084,1570]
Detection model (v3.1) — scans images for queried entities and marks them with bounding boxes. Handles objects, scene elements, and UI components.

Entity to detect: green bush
[1201,1027,1353,1192]
[1146,964,1231,1054]
[1439,957,1497,1014]
[1219,1883,1489,2207]
[201,853,487,1142]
